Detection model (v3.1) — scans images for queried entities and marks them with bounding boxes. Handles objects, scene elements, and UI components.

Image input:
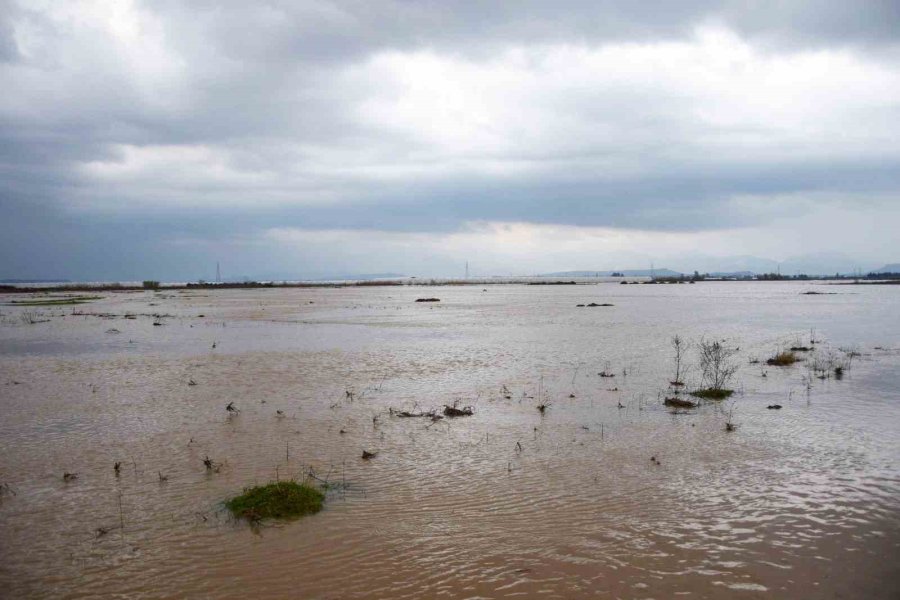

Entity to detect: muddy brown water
[1,283,899,599]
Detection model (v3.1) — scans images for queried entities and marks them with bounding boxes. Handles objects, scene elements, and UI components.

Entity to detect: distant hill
[541,269,682,278]
[670,253,886,277]
[222,272,407,282]
[309,272,406,282]
[708,271,755,278]
[872,264,900,273]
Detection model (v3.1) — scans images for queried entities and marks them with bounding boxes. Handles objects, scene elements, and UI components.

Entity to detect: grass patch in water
[689,388,734,400]
[225,481,324,521]
[766,351,799,366]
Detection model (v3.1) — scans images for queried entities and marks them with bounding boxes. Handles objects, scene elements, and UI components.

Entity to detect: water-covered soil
[1,282,898,599]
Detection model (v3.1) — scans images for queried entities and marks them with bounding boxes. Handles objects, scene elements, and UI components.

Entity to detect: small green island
[225,481,325,521]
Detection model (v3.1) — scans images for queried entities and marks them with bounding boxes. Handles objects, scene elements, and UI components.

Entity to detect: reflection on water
[1,283,899,599]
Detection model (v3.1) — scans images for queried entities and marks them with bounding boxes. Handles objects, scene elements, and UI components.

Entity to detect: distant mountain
[671,253,885,277]
[540,255,895,279]
[776,254,877,276]
[541,269,682,278]
[670,255,779,275]
[309,272,406,282]
[218,272,406,282]
[872,264,900,273]
[708,271,755,278]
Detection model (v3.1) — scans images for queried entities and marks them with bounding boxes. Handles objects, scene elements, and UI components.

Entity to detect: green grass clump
[690,388,734,400]
[766,352,799,366]
[225,481,324,521]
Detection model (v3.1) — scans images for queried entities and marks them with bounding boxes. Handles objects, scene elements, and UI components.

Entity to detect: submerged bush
[690,388,735,400]
[225,481,324,521]
[767,352,799,366]
[698,339,739,391]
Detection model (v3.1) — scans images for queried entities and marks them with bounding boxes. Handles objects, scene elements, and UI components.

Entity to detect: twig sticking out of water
[671,335,687,385]
[118,489,126,545]
[390,407,437,418]
[0,482,16,501]
[203,456,222,472]
[724,402,738,432]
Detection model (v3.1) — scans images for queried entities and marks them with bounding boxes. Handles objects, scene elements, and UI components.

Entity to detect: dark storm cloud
[155,0,900,60]
[0,0,898,278]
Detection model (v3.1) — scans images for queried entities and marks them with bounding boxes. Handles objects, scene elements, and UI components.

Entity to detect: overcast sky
[2,0,899,280]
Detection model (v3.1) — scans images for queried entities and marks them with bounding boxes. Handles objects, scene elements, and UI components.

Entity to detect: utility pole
[465,261,469,279]
[216,262,221,284]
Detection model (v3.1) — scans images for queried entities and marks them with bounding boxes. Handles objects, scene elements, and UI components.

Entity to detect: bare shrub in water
[20,311,42,325]
[671,335,687,385]
[697,339,739,393]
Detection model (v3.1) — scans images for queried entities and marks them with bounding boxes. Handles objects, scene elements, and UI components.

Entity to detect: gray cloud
[1,0,898,279]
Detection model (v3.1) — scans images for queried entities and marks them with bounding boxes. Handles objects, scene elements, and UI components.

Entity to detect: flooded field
[1,282,899,599]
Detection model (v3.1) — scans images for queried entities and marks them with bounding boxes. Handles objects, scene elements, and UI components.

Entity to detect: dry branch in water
[664,397,697,409]
[443,405,474,417]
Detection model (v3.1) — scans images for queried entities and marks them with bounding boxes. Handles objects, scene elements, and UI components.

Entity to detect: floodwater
[1,282,898,599]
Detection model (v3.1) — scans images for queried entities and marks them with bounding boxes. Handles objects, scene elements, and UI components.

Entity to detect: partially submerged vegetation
[443,404,474,417]
[690,388,735,400]
[689,339,739,400]
[225,481,324,521]
[664,397,697,408]
[670,335,686,386]
[19,311,49,325]
[724,402,738,432]
[767,351,799,366]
